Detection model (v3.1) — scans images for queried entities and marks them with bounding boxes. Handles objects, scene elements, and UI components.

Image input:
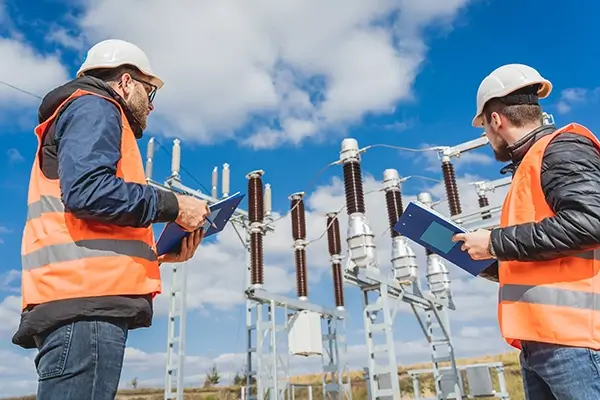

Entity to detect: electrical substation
[144,112,556,400]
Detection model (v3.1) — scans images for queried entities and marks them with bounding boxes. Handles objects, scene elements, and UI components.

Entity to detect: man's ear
[120,73,134,100]
[491,111,503,130]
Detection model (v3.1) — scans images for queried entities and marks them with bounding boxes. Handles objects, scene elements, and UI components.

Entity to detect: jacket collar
[500,124,556,175]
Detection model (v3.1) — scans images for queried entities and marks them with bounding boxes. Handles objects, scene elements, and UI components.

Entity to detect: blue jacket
[13,76,177,350]
[56,95,176,227]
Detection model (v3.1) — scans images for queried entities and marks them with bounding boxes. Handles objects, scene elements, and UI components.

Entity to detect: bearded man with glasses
[13,39,210,400]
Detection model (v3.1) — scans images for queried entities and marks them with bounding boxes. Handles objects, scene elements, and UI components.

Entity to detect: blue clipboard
[393,201,495,276]
[156,191,246,256]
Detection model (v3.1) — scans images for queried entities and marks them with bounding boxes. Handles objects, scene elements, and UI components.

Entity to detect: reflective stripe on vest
[23,194,156,270]
[21,89,161,309]
[498,123,600,350]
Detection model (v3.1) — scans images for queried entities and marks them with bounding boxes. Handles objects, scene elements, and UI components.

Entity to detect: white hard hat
[77,39,164,89]
[472,63,552,127]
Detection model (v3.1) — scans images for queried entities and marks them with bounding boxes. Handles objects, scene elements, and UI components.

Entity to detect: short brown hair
[483,100,543,128]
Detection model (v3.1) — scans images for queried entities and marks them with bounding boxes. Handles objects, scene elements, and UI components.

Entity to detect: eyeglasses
[132,77,157,103]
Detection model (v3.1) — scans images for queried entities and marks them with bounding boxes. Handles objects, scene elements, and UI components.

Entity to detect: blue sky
[1,0,600,396]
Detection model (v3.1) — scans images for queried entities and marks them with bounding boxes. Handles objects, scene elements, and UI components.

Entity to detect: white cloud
[556,87,600,114]
[0,37,69,105]
[0,295,21,338]
[0,225,11,245]
[68,0,472,148]
[6,148,23,163]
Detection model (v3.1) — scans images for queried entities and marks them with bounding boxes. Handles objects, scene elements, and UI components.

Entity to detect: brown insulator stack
[478,194,492,220]
[326,213,344,309]
[343,162,365,214]
[290,193,308,299]
[385,189,404,238]
[247,171,265,286]
[442,159,462,217]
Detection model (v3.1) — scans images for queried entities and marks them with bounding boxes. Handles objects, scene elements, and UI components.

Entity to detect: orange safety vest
[20,89,161,310]
[498,123,600,350]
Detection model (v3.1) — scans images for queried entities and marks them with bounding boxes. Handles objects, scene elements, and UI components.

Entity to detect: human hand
[452,229,493,260]
[158,228,204,264]
[175,194,210,232]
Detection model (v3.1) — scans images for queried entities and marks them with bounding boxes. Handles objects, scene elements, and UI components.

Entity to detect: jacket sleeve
[491,133,600,261]
[56,95,179,227]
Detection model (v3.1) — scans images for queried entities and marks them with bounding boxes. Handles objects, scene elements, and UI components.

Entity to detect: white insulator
[222,163,230,197]
[144,138,155,180]
[426,254,452,299]
[171,139,181,177]
[264,184,272,217]
[145,159,153,180]
[340,138,360,163]
[382,168,401,192]
[211,166,218,198]
[417,192,433,206]
[146,137,155,160]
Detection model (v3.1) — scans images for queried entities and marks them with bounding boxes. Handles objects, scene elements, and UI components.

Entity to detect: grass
[3,352,525,400]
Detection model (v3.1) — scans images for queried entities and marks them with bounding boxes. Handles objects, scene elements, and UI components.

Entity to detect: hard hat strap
[498,83,541,106]
[500,93,539,106]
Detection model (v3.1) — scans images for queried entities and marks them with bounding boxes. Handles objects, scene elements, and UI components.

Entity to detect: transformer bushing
[417,192,451,299]
[382,169,418,283]
[339,138,377,269]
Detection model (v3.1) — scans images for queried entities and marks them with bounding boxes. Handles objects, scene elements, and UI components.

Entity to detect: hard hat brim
[471,79,552,127]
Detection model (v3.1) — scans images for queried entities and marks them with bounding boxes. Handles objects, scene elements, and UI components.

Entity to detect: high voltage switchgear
[139,129,518,400]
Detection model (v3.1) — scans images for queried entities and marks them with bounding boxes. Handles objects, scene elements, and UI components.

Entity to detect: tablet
[393,201,495,276]
[156,191,246,256]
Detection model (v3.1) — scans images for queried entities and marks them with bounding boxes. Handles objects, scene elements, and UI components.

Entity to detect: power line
[0,79,43,100]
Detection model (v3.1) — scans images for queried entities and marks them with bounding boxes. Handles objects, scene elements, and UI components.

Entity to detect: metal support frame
[157,175,249,400]
[416,193,462,400]
[163,261,187,400]
[145,142,250,400]
[322,317,353,399]
[245,287,350,400]
[344,266,453,400]
[421,304,461,399]
[240,171,350,400]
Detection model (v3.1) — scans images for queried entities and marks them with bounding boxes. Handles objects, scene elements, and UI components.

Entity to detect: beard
[493,140,511,162]
[488,127,511,162]
[126,89,149,131]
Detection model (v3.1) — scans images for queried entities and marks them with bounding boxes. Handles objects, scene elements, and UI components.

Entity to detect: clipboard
[156,191,246,256]
[393,201,495,276]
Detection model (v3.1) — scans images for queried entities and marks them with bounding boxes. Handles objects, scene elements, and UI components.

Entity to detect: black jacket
[480,124,600,281]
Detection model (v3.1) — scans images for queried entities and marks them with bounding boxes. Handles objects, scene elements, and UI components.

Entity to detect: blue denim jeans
[520,340,600,400]
[33,318,128,400]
